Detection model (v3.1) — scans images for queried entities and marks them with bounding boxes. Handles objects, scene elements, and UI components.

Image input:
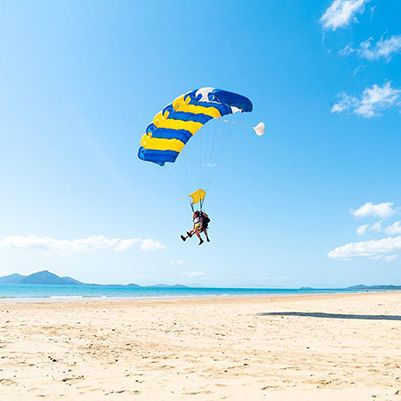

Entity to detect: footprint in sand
[61,375,85,383]
[0,378,17,386]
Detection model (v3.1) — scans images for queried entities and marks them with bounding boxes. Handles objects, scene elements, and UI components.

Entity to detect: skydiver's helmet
[193,211,200,218]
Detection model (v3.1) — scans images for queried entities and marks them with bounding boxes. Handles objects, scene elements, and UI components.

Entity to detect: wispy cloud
[328,236,401,261]
[356,221,383,235]
[342,35,401,61]
[385,221,401,235]
[357,221,401,236]
[356,224,369,235]
[170,259,187,267]
[0,235,166,255]
[331,82,401,118]
[352,202,396,219]
[320,0,367,31]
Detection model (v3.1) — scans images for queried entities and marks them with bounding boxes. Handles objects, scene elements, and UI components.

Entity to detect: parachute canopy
[138,88,253,166]
[188,188,206,205]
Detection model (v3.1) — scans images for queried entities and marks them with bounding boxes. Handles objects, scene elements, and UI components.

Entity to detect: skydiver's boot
[181,235,186,242]
[199,239,204,245]
[186,231,193,238]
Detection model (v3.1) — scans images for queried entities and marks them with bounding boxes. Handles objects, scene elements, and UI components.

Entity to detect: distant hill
[0,270,83,285]
[0,273,26,285]
[0,270,186,287]
[348,284,401,290]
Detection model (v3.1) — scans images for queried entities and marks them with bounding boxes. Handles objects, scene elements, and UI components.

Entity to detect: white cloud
[360,35,401,60]
[320,0,367,31]
[356,224,369,235]
[356,221,383,235]
[180,271,205,278]
[328,235,401,260]
[345,35,401,61]
[352,202,396,219]
[139,238,165,251]
[340,44,355,57]
[331,93,358,113]
[170,259,187,267]
[370,221,383,232]
[0,235,166,255]
[331,82,401,118]
[385,221,401,235]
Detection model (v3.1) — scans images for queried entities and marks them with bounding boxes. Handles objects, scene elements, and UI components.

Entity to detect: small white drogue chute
[253,122,265,136]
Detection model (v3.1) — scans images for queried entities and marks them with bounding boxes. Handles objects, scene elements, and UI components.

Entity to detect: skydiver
[181,210,210,245]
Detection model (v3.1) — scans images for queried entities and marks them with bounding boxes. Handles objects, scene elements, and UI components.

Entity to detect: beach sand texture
[1,292,401,400]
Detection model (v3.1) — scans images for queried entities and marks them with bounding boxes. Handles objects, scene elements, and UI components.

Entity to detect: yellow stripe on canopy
[173,96,221,118]
[153,115,203,135]
[140,135,185,152]
[188,189,206,205]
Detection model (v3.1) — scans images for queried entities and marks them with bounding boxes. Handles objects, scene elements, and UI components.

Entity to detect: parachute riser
[189,200,204,212]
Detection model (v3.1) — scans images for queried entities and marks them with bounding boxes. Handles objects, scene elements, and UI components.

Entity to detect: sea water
[0,284,382,300]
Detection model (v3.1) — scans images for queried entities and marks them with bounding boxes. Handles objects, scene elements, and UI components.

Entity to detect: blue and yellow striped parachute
[138,87,253,166]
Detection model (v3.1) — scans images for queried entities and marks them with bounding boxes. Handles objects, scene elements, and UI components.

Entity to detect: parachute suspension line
[163,162,186,195]
[200,119,233,195]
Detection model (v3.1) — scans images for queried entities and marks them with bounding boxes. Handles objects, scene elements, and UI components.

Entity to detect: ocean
[0,284,384,300]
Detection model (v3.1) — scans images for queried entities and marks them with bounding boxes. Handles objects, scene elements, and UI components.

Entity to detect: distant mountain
[0,270,83,285]
[0,273,25,284]
[348,284,401,290]
[22,270,83,285]
[0,270,186,287]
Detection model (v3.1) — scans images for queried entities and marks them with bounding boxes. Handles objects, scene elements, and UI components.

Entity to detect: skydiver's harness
[193,212,210,232]
[193,215,202,231]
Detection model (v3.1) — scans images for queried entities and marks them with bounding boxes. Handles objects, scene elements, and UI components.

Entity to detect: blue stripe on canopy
[146,123,157,134]
[138,147,179,166]
[150,128,193,143]
[186,97,232,116]
[212,89,253,112]
[166,111,213,124]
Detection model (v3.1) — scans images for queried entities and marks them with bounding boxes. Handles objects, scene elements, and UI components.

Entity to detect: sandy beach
[1,292,401,400]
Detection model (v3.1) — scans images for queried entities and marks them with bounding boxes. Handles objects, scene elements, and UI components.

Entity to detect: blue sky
[1,0,401,287]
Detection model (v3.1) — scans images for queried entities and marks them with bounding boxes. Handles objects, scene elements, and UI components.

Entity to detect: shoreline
[3,290,400,308]
[1,286,400,303]
[1,288,400,303]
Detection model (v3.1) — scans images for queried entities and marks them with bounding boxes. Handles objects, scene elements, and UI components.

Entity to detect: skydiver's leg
[195,230,204,245]
[204,229,210,242]
[181,228,194,241]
